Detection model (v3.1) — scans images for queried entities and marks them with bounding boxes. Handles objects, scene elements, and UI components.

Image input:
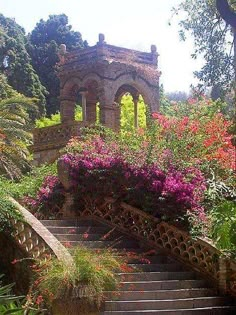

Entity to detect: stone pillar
[133,97,138,129]
[60,97,75,123]
[80,91,87,122]
[86,100,97,123]
[100,103,120,131]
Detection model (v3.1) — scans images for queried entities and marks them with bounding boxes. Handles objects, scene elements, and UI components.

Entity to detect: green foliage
[0,163,57,200]
[0,275,24,314]
[0,74,19,100]
[28,14,84,115]
[173,0,235,94]
[0,195,22,233]
[0,14,46,115]
[35,105,82,128]
[120,94,146,135]
[35,112,61,128]
[210,201,236,251]
[0,94,38,179]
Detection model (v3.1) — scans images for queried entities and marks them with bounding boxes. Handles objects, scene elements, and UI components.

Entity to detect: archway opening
[120,93,147,133]
[75,93,83,121]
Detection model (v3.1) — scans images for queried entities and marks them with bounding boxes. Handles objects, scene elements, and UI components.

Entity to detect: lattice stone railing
[77,197,236,296]
[31,121,88,151]
[10,198,73,264]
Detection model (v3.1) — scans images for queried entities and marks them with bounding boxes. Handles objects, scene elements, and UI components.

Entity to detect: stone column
[86,100,97,123]
[100,103,120,131]
[80,91,87,122]
[133,97,138,129]
[60,97,75,123]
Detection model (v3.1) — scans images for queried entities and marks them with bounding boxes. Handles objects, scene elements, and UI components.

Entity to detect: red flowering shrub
[157,96,235,173]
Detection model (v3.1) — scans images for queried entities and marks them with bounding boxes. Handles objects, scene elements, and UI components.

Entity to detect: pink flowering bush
[57,135,207,226]
[26,96,234,235]
[24,175,64,218]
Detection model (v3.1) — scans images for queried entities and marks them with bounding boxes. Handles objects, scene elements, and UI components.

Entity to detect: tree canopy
[0,14,47,115]
[28,14,85,115]
[174,0,236,97]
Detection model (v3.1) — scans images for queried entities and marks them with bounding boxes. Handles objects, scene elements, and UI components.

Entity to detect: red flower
[11,259,19,265]
[36,295,44,305]
[151,112,159,119]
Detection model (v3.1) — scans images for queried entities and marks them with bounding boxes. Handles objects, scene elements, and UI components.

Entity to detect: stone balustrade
[31,121,88,152]
[77,196,236,296]
[10,197,73,265]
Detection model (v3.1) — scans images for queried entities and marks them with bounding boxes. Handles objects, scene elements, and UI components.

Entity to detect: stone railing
[64,43,157,67]
[77,197,236,296]
[31,121,88,152]
[10,198,73,265]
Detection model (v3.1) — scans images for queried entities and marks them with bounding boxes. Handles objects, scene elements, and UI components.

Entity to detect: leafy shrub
[0,163,57,200]
[210,201,236,251]
[0,197,22,233]
[0,274,23,314]
[35,105,83,128]
[23,175,65,219]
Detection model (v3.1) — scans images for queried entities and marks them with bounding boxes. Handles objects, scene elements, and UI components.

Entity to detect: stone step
[40,219,104,227]
[61,240,140,249]
[120,280,211,291]
[46,226,110,234]
[103,305,236,314]
[128,263,183,272]
[127,255,170,264]
[54,233,123,241]
[104,297,232,311]
[105,288,217,301]
[118,271,198,282]
[40,218,235,313]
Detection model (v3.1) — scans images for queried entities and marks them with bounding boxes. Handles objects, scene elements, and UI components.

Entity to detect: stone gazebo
[31,34,161,165]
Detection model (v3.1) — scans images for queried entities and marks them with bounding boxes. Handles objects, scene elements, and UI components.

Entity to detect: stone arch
[111,76,159,129]
[60,77,82,123]
[111,74,159,113]
[60,75,102,123]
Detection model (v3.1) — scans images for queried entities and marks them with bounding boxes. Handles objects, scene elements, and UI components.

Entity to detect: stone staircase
[41,219,236,314]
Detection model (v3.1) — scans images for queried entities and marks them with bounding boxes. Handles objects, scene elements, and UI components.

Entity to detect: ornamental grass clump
[38,246,129,312]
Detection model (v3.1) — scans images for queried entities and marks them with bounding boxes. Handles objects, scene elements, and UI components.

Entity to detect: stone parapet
[10,197,73,265]
[30,121,88,152]
[61,43,158,69]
